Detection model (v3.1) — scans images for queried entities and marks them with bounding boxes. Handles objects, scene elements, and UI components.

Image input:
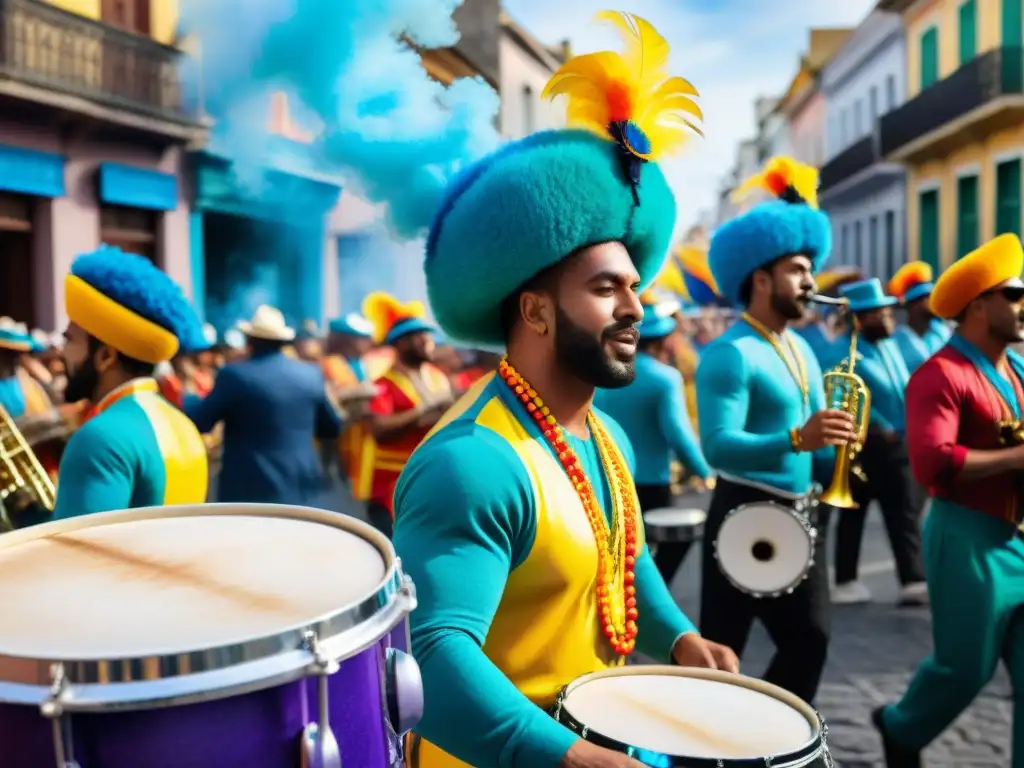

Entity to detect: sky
[504,0,876,237]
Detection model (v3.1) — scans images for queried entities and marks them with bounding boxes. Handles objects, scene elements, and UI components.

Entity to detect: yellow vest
[407,376,645,767]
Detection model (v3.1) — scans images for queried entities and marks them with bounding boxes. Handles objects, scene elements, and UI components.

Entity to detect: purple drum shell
[0,619,409,768]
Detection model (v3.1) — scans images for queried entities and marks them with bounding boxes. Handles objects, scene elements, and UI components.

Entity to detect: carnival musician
[826,279,927,607]
[53,247,209,518]
[887,261,952,373]
[595,300,712,584]
[873,234,1024,768]
[186,304,343,505]
[393,15,737,767]
[696,157,856,705]
[362,291,451,538]
[322,313,377,495]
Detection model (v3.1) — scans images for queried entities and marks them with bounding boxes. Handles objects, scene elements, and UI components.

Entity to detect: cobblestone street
[316,480,1012,766]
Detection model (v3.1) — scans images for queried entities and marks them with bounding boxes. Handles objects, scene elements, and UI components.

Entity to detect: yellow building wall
[906,124,1024,269]
[46,0,179,45]
[905,0,1005,99]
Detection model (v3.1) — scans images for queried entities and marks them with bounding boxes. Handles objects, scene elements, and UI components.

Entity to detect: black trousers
[835,433,926,586]
[367,501,394,539]
[636,484,694,587]
[700,478,831,705]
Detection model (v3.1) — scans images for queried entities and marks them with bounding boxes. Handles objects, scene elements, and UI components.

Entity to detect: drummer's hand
[560,739,645,767]
[671,632,740,674]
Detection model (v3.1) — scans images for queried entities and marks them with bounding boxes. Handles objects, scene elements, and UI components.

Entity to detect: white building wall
[822,11,906,162]
[826,182,906,279]
[498,30,563,138]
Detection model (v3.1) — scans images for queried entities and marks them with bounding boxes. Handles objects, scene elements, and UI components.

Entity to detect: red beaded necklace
[498,357,639,655]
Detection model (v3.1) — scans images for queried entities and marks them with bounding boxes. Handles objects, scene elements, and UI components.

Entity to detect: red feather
[762,170,788,196]
[606,81,633,123]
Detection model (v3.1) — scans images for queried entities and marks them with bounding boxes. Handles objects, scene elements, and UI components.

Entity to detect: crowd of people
[4,10,1024,768]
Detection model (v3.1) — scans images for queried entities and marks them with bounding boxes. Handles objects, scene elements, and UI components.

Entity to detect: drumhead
[716,502,813,596]
[643,508,707,527]
[0,504,414,708]
[559,666,821,762]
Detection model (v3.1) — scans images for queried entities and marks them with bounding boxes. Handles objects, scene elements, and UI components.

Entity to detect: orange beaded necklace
[498,357,639,655]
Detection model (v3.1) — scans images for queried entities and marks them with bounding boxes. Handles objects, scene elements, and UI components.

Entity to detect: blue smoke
[178,0,501,239]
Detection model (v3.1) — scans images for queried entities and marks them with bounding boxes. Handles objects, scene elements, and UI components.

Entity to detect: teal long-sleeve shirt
[826,333,909,434]
[392,377,695,768]
[594,352,710,485]
[696,321,834,494]
[893,319,951,372]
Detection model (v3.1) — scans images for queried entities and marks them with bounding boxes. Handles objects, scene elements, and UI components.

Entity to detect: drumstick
[51,535,296,616]
[616,691,766,757]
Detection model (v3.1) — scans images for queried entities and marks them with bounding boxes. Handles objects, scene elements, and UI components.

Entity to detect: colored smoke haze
[178,0,501,239]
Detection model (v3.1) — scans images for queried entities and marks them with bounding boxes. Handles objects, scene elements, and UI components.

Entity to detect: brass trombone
[808,295,871,510]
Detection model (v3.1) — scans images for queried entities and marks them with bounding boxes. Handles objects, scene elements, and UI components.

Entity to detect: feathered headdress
[542,12,702,196]
[887,261,934,300]
[362,291,428,344]
[732,156,820,210]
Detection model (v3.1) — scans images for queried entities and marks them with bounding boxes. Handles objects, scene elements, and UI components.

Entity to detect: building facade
[880,0,1024,271]
[0,0,205,331]
[819,9,907,279]
[498,12,568,139]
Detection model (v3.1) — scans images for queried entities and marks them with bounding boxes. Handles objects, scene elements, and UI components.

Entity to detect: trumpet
[809,295,871,510]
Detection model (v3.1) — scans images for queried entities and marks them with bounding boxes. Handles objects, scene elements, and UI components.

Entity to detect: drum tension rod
[39,663,80,768]
[300,630,343,768]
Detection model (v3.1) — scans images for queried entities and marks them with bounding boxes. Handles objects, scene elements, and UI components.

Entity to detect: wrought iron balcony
[0,0,195,125]
[880,46,1024,161]
[819,136,876,192]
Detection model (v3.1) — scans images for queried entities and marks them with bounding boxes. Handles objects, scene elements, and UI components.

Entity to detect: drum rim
[553,665,825,767]
[0,503,416,711]
[713,501,816,599]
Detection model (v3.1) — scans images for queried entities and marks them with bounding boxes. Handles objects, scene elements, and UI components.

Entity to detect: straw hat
[237,305,295,342]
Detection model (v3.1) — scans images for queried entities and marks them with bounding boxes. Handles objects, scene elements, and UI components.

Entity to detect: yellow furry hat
[930,234,1024,319]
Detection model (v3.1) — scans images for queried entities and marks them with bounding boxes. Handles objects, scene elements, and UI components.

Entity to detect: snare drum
[0,503,423,768]
[714,501,817,598]
[643,508,707,545]
[554,666,831,767]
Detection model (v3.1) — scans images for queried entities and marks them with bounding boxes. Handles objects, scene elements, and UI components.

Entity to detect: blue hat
[328,313,374,339]
[425,12,703,348]
[384,317,434,345]
[708,158,832,306]
[638,304,678,340]
[840,278,898,313]
[903,282,934,304]
[0,328,31,353]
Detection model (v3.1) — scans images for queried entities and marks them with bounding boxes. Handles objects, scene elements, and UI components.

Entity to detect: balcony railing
[819,136,876,192]
[0,0,194,124]
[880,46,1024,158]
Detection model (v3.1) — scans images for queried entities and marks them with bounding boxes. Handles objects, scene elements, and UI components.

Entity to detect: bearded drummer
[393,16,737,768]
[873,234,1024,768]
[53,246,209,518]
[696,157,856,705]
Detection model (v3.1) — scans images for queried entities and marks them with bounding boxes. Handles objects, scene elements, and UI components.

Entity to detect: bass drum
[714,501,816,598]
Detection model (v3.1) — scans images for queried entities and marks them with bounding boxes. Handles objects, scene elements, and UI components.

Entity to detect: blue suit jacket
[186,352,343,505]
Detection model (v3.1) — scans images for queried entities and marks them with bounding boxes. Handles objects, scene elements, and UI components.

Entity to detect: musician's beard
[770,286,807,321]
[554,305,637,389]
[64,358,99,404]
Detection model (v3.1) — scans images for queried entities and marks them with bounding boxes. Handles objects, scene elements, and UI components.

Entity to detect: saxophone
[813,295,871,510]
[0,403,56,531]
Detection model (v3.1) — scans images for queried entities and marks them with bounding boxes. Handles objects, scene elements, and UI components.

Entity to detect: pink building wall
[0,118,192,333]
[787,90,826,169]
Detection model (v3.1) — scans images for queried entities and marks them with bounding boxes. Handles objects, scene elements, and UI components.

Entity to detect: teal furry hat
[425,12,703,348]
[709,157,832,305]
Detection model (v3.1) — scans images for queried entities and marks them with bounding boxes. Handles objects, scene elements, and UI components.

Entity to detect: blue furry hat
[709,158,832,305]
[426,130,676,347]
[69,245,206,352]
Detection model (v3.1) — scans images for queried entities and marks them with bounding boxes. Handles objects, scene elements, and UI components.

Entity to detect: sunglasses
[986,286,1024,303]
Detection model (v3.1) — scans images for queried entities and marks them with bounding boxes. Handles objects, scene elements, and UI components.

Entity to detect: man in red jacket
[873,233,1024,768]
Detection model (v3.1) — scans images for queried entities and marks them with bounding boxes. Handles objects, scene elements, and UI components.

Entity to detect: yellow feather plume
[541,11,702,161]
[731,156,821,210]
[361,291,426,344]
